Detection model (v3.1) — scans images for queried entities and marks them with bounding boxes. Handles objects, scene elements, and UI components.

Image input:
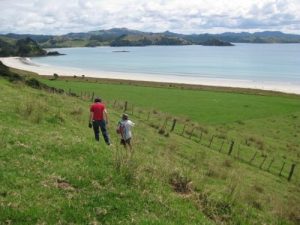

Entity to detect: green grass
[39,77,300,164]
[1,72,300,224]
[39,78,300,124]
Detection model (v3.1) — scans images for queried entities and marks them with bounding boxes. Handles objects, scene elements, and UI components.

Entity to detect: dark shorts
[120,138,131,145]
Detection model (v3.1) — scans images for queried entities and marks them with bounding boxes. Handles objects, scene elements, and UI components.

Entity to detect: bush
[53,73,59,79]
[169,171,193,194]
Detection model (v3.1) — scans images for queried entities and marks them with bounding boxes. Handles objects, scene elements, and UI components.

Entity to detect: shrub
[169,171,193,194]
[197,191,233,223]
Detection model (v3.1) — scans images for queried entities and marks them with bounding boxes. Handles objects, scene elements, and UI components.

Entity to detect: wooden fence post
[147,111,151,121]
[219,140,224,152]
[228,140,234,155]
[131,105,134,115]
[170,119,177,132]
[259,156,267,169]
[279,162,286,176]
[267,158,275,171]
[208,135,215,148]
[288,164,296,181]
[124,101,128,112]
[189,127,196,139]
[181,123,187,136]
[249,151,258,164]
[197,131,203,143]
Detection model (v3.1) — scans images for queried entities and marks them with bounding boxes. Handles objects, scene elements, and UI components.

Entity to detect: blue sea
[31,44,300,85]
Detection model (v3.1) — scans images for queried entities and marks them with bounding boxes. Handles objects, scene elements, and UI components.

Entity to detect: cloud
[0,0,299,34]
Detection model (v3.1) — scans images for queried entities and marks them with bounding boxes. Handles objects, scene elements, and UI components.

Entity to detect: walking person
[89,97,111,145]
[117,114,135,151]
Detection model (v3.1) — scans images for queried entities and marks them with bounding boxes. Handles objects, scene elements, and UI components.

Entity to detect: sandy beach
[1,56,300,95]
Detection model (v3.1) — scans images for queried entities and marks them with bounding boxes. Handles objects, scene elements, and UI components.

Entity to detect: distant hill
[0,28,234,48]
[215,31,300,43]
[1,28,300,50]
[0,37,61,57]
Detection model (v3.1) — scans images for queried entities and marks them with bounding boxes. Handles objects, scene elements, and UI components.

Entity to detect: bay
[31,43,300,84]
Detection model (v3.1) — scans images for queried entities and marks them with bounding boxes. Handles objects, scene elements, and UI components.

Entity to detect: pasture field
[39,77,300,163]
[0,68,299,224]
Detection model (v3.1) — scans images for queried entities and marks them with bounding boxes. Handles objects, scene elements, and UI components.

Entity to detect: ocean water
[31,44,300,84]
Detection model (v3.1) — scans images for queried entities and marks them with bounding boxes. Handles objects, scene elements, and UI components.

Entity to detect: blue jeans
[92,120,110,145]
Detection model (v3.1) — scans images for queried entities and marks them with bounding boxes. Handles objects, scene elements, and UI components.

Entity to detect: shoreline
[1,56,300,95]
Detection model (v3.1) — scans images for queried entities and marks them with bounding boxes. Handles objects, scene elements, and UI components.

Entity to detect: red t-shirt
[90,103,105,120]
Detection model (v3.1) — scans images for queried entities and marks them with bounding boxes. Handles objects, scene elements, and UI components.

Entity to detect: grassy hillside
[0,68,299,224]
[39,77,300,162]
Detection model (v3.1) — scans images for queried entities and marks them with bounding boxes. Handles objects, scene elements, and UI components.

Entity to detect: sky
[0,0,300,35]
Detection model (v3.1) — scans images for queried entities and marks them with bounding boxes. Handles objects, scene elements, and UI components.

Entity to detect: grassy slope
[39,78,300,162]
[0,78,213,224]
[0,73,299,224]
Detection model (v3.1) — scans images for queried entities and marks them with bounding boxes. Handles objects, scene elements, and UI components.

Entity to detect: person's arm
[129,120,135,127]
[89,111,93,123]
[89,105,93,125]
[104,109,108,125]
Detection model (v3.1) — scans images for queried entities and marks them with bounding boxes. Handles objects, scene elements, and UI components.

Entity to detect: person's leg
[121,139,127,149]
[99,120,110,145]
[126,138,132,151]
[92,120,100,141]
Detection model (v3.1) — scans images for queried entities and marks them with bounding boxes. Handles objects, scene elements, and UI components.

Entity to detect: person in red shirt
[89,97,111,145]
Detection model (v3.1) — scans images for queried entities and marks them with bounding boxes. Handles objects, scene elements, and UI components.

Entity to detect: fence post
[181,124,187,136]
[288,164,296,181]
[170,119,177,132]
[189,127,196,139]
[197,131,203,143]
[249,151,258,164]
[259,156,267,169]
[147,111,151,121]
[219,140,224,152]
[208,135,215,148]
[228,140,234,155]
[279,162,286,176]
[267,158,275,171]
[124,101,128,112]
[131,105,134,115]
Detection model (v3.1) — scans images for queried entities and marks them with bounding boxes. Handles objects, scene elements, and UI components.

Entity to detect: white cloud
[0,0,299,34]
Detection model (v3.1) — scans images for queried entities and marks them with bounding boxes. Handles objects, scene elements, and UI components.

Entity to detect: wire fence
[64,90,298,183]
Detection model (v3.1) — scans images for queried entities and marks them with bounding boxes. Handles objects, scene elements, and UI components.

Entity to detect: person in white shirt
[117,114,135,150]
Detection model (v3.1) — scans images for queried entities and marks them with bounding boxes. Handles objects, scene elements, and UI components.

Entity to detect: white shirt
[118,120,135,140]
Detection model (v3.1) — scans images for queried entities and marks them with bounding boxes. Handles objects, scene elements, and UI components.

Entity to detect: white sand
[1,57,300,95]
